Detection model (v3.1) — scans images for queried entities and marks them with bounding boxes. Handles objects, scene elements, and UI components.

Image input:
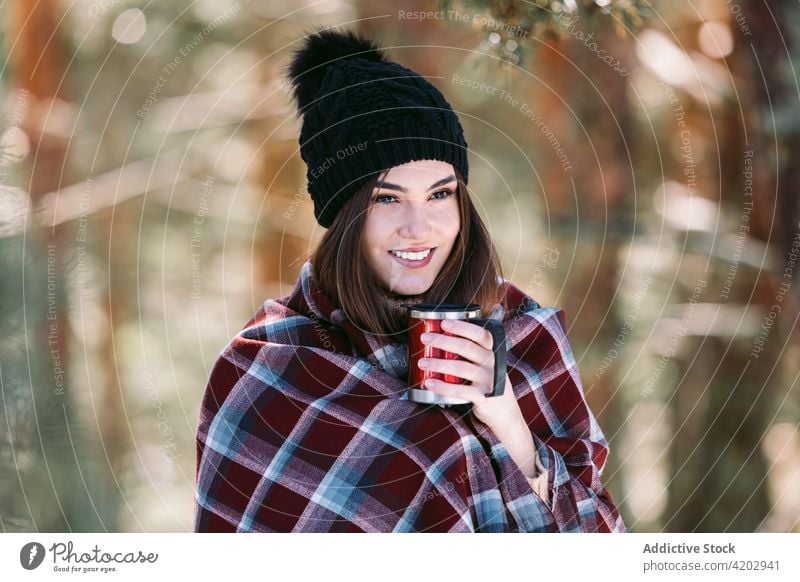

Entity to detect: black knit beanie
[285,28,469,228]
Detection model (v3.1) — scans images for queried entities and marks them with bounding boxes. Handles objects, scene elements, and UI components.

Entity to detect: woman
[194,28,625,533]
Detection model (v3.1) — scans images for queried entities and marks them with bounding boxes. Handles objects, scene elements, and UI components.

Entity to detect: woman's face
[363,159,460,297]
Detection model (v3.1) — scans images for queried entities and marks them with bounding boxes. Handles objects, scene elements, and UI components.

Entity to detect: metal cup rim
[407,303,481,319]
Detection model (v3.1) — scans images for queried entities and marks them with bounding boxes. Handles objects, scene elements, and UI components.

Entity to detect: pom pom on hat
[286,28,386,112]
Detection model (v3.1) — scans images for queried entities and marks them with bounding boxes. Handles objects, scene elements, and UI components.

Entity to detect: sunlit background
[1,0,799,532]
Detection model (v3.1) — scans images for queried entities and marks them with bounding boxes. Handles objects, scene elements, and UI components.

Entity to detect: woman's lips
[388,248,436,269]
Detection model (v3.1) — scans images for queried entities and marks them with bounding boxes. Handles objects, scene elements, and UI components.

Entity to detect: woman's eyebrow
[375,175,456,193]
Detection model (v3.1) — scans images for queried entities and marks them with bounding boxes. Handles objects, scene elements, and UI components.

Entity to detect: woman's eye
[372,190,453,205]
[431,189,454,200]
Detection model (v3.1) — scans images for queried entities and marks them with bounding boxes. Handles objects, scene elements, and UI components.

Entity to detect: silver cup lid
[407,303,481,319]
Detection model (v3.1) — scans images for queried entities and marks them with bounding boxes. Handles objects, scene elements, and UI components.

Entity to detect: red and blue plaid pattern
[194,261,626,532]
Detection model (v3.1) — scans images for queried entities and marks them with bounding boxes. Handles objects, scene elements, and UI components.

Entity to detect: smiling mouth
[388,248,433,261]
[387,247,436,269]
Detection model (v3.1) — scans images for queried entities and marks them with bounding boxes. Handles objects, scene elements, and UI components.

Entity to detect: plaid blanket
[194,260,626,532]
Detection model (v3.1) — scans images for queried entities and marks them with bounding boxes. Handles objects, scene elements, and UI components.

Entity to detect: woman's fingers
[419,357,493,388]
[438,318,494,350]
[420,331,490,366]
[423,377,488,402]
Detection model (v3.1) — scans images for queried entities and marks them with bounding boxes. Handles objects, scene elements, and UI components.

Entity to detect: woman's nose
[398,204,432,239]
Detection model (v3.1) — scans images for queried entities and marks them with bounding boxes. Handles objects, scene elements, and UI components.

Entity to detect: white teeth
[390,249,431,261]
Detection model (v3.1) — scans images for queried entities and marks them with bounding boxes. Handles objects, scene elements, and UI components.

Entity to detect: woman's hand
[417,318,522,430]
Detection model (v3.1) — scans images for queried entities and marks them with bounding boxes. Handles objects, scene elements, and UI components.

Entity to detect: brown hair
[311,167,505,339]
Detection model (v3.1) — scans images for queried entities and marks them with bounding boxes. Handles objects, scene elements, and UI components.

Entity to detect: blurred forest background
[1,0,799,533]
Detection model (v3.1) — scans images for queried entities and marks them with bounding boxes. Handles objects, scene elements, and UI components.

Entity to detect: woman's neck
[384,291,426,308]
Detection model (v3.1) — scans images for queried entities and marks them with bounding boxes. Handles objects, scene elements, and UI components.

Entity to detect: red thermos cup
[406,303,507,407]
